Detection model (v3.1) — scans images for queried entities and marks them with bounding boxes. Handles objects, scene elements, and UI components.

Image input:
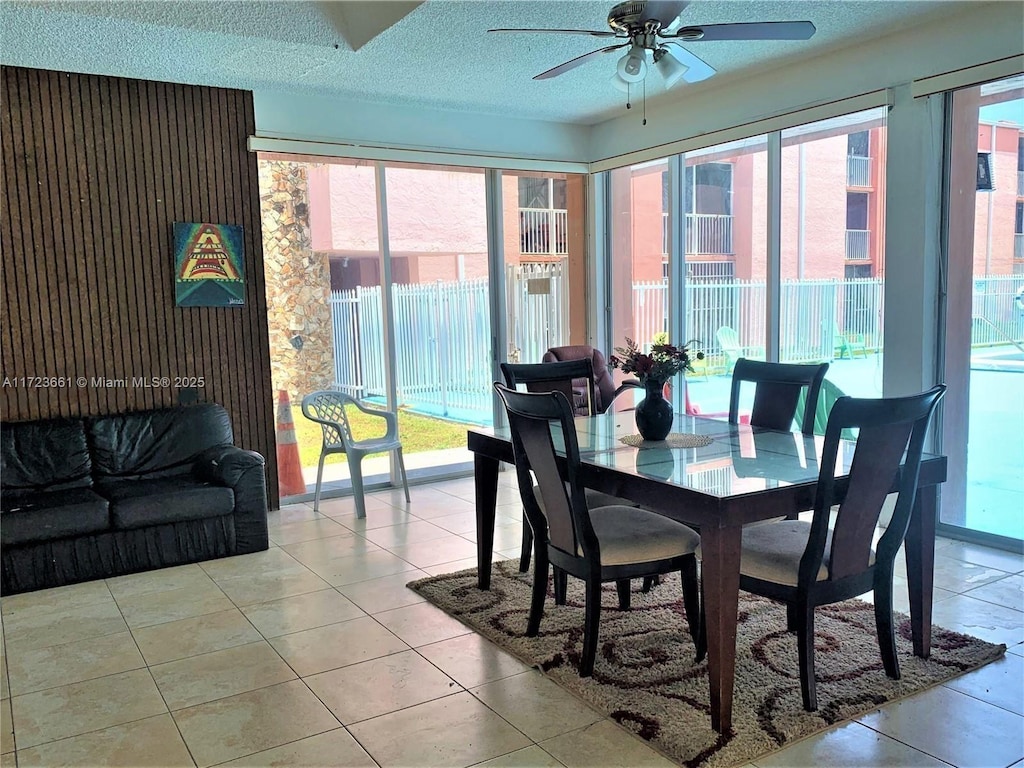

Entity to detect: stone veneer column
[258,160,335,400]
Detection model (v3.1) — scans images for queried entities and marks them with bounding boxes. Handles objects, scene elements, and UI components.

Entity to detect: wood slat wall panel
[0,80,27,420]
[0,67,278,505]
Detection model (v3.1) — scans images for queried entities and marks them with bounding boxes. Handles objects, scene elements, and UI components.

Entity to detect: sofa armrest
[194,446,264,487]
[194,446,269,555]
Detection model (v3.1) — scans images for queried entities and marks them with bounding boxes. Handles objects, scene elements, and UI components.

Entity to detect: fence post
[435,280,449,417]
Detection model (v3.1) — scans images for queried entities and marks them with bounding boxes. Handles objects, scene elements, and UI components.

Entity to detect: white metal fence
[972,275,1024,346]
[330,261,568,422]
[329,274,1021,422]
[505,260,569,363]
[631,278,885,363]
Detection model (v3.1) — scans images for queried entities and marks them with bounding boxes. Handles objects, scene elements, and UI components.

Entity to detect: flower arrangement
[608,336,704,385]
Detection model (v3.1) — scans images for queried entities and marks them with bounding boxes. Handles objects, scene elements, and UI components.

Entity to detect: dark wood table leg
[699,524,743,734]
[475,454,500,590]
[904,483,937,658]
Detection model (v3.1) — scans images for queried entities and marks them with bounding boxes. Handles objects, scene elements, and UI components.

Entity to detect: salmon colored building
[304,119,1023,290]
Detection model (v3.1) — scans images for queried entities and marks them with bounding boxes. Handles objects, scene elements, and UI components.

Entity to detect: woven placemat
[620,432,714,448]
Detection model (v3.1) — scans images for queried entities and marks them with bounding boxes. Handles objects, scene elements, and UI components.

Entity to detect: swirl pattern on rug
[408,560,1005,768]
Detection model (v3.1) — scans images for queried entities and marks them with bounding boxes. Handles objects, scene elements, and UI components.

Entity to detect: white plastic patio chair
[300,391,410,519]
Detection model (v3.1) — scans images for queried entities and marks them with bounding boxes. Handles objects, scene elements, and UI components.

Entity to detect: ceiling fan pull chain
[626,81,631,110]
[642,79,647,126]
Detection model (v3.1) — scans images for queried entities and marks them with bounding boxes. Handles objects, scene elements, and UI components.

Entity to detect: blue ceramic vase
[634,379,673,441]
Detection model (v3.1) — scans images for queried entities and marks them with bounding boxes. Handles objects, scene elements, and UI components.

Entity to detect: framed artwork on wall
[174,222,245,307]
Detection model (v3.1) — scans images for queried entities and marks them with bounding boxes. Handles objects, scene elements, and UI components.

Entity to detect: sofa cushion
[1,418,92,492]
[0,488,110,545]
[98,478,235,530]
[88,403,234,480]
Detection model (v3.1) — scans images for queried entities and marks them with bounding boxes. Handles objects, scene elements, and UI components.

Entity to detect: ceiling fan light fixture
[616,45,647,83]
[655,48,689,88]
[610,72,631,93]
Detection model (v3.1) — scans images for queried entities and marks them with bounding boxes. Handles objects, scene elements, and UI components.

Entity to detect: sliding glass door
[382,163,491,475]
[780,109,888,399]
[940,76,1024,545]
[501,172,582,363]
[259,155,587,500]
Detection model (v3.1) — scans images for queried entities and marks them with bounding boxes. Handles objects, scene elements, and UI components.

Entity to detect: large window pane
[503,172,584,363]
[606,137,768,417]
[608,160,670,410]
[383,163,491,473]
[684,137,769,415]
[940,77,1023,543]
[259,155,390,496]
[780,109,888,402]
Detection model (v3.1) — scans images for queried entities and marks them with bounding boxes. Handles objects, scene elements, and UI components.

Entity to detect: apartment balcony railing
[661,212,734,255]
[1015,233,1024,260]
[846,229,871,261]
[1018,170,1024,197]
[519,208,568,256]
[847,156,871,187]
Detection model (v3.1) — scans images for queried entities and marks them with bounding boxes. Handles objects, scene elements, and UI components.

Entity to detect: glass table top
[472,411,863,499]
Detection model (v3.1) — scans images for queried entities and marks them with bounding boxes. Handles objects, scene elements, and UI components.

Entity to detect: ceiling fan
[488,1,815,90]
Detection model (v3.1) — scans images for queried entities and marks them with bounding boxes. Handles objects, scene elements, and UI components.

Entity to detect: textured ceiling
[0,0,973,125]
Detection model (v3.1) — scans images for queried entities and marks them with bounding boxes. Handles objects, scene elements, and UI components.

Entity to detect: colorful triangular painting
[173,222,245,307]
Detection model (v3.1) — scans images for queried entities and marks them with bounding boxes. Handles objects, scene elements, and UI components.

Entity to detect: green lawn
[292,405,468,469]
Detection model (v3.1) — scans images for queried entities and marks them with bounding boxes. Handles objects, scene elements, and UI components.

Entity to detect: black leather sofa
[1,403,269,594]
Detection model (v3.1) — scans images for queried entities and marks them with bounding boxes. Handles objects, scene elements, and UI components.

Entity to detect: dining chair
[494,383,702,677]
[541,345,642,414]
[300,390,410,519]
[728,358,830,436]
[501,359,597,418]
[500,361,642,577]
[699,384,946,711]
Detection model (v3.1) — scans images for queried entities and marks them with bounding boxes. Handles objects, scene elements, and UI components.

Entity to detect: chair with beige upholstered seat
[494,383,702,677]
[501,361,643,576]
[699,384,946,711]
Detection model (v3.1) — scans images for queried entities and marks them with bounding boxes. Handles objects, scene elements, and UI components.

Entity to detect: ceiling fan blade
[488,28,619,38]
[671,21,816,42]
[640,1,691,27]
[661,42,716,82]
[534,43,628,80]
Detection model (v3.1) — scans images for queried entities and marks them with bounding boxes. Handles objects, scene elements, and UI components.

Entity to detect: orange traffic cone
[276,390,307,497]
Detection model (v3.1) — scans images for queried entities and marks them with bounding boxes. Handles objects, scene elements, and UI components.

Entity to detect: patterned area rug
[408,560,1005,768]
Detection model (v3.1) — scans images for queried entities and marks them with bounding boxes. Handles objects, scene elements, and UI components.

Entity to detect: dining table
[466,410,947,734]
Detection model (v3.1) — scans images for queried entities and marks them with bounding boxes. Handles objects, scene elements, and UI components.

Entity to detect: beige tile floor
[1,474,1022,768]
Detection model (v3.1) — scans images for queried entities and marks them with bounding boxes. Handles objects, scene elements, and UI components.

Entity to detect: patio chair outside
[834,332,870,359]
[796,378,858,441]
[716,326,764,374]
[301,390,410,519]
